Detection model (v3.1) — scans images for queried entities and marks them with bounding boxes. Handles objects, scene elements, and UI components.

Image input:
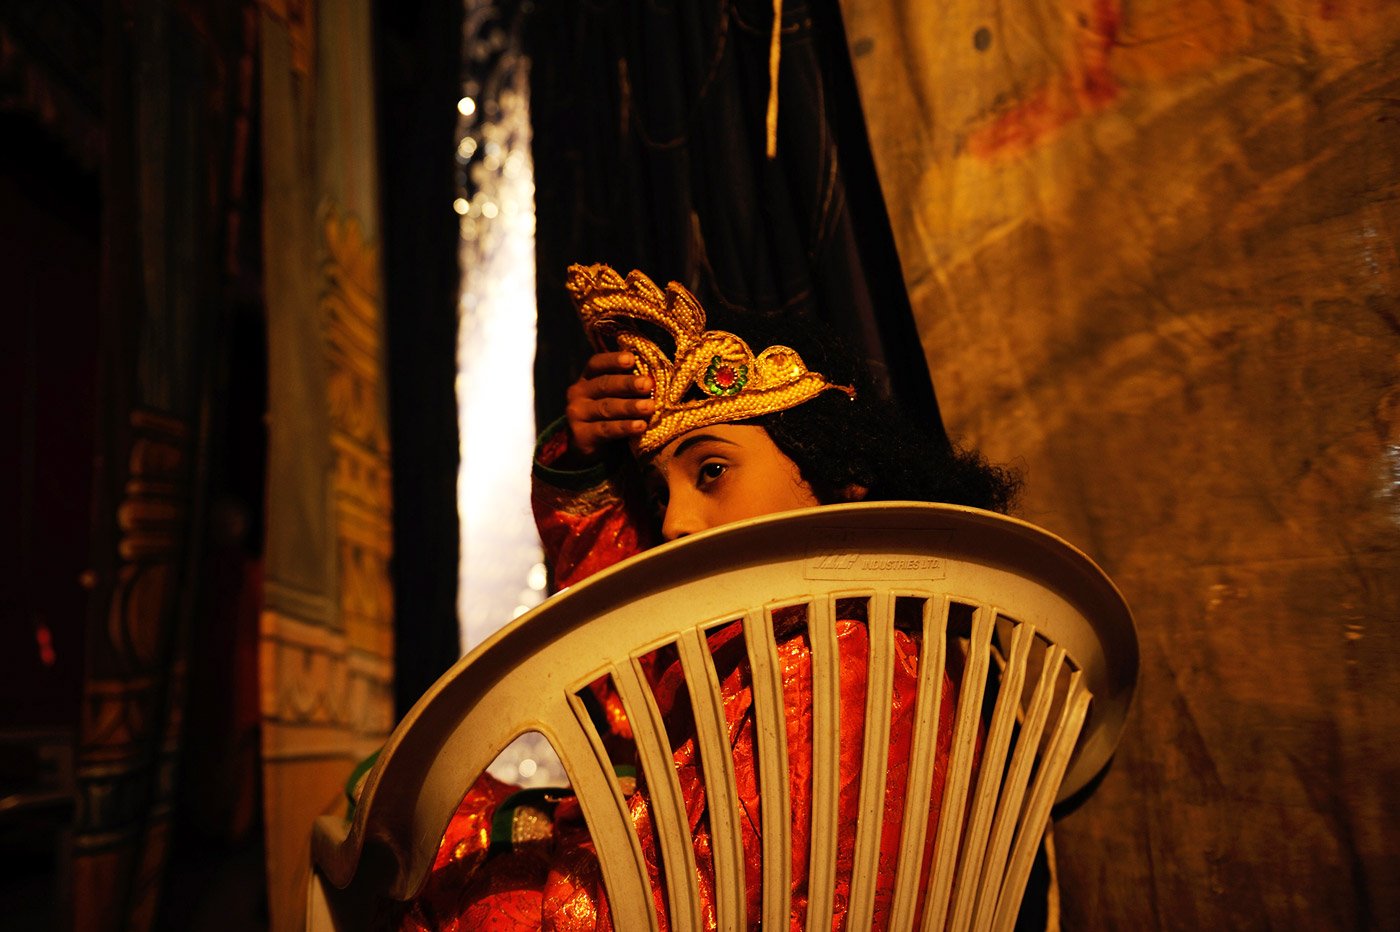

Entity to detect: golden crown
[566,264,855,455]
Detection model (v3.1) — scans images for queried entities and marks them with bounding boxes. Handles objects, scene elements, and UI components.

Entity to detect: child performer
[397,265,1020,931]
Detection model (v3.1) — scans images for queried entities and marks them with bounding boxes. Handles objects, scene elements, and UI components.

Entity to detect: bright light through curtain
[455,7,544,653]
[455,1,564,788]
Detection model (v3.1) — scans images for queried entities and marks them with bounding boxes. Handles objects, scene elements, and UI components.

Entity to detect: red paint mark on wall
[36,619,56,667]
[968,0,1123,159]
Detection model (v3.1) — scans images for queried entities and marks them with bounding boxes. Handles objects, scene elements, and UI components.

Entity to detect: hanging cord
[766,0,782,158]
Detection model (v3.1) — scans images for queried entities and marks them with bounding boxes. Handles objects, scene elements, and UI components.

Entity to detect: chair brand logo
[804,530,951,580]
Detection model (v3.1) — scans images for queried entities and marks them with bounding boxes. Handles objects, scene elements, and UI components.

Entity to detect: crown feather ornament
[566,263,855,455]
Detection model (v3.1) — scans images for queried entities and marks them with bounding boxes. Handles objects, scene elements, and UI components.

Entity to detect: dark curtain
[71,2,258,929]
[368,0,946,717]
[375,0,468,720]
[528,0,942,440]
[2,1,262,927]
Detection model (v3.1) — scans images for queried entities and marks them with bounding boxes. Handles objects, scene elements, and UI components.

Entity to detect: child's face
[646,424,820,541]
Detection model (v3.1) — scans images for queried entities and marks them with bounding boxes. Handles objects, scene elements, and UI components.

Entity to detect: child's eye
[698,461,727,485]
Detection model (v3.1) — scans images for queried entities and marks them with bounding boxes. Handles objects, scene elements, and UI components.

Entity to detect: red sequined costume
[396,426,961,930]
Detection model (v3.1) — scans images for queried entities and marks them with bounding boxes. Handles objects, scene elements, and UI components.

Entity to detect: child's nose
[661,492,703,541]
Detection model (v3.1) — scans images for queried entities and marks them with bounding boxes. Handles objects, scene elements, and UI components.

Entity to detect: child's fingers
[597,397,653,419]
[565,351,653,458]
[581,351,636,378]
[580,373,653,399]
[566,395,653,424]
[596,419,648,439]
[569,415,647,459]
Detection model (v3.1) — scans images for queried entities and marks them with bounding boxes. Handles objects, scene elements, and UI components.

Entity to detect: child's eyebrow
[670,433,739,459]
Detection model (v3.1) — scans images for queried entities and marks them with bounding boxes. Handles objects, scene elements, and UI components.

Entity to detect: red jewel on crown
[703,356,748,396]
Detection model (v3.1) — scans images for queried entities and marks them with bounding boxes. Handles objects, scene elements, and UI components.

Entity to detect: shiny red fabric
[529,427,654,592]
[400,447,960,930]
[400,620,957,931]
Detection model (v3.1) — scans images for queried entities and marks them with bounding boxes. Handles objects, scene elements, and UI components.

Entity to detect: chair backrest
[309,502,1137,931]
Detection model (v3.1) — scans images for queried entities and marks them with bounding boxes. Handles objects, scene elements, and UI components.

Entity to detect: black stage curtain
[528,0,943,443]
[373,0,946,714]
[375,0,469,716]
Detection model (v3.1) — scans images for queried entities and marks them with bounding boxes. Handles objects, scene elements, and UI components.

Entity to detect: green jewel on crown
[703,356,748,396]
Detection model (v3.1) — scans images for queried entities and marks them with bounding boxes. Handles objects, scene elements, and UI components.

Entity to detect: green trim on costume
[344,749,381,819]
[532,416,624,490]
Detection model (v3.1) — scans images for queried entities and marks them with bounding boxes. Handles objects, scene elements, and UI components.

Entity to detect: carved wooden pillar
[259,2,396,928]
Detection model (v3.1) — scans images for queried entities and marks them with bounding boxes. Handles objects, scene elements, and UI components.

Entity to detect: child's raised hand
[564,351,654,463]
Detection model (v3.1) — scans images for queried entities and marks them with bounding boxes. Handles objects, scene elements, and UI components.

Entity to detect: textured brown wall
[839,1,1400,927]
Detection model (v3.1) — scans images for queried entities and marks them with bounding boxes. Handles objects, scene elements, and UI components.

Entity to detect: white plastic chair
[308,502,1137,930]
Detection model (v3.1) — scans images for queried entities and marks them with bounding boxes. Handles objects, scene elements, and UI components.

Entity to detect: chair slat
[564,688,660,932]
[887,596,950,931]
[678,627,747,931]
[990,671,1091,932]
[847,592,895,927]
[947,620,1035,931]
[610,659,702,930]
[745,608,792,928]
[806,596,840,931]
[920,604,997,932]
[970,644,1067,926]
